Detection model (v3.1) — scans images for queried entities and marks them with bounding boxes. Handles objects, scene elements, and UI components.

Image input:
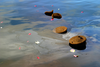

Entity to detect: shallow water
[0,0,100,67]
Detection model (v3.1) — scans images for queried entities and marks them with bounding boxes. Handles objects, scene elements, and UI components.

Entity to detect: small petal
[28,33,31,35]
[27,41,29,42]
[1,21,3,23]
[37,56,40,59]
[51,19,54,21]
[73,55,78,57]
[19,47,21,50]
[34,5,37,7]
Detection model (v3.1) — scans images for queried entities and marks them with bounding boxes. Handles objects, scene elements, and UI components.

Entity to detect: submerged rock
[53,26,67,34]
[69,35,87,50]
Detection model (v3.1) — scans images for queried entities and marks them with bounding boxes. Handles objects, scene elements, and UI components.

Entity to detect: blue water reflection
[1,0,100,67]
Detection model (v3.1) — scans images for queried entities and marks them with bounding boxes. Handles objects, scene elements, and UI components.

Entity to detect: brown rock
[52,13,62,19]
[69,35,86,45]
[45,10,53,16]
[53,26,67,34]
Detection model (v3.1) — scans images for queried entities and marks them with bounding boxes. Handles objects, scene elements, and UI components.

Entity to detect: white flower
[70,49,75,52]
[58,8,60,10]
[35,41,40,44]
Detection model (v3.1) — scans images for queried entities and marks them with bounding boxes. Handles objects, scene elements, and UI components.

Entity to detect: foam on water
[62,28,83,40]
[62,32,78,40]
[62,25,100,44]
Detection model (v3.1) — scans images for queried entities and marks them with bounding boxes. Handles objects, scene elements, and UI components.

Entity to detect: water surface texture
[0,0,100,67]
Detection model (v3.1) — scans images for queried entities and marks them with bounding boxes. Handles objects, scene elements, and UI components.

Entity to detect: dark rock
[45,10,53,16]
[52,13,62,19]
[69,35,87,50]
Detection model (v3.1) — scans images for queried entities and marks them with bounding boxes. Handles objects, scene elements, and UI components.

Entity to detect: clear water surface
[0,0,100,67]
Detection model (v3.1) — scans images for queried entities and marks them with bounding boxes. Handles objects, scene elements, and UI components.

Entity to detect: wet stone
[69,35,86,45]
[45,10,53,16]
[69,35,87,50]
[53,26,67,34]
[52,13,62,19]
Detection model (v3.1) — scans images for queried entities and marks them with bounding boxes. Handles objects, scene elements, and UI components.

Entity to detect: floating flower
[73,55,78,57]
[0,27,2,29]
[28,33,31,35]
[81,11,83,13]
[35,41,40,44]
[51,19,54,21]
[37,56,40,59]
[19,47,21,50]
[34,5,37,7]
[70,49,75,52]
[27,41,29,42]
[1,21,3,23]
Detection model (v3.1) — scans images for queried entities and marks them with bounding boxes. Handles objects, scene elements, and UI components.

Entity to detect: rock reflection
[69,41,86,50]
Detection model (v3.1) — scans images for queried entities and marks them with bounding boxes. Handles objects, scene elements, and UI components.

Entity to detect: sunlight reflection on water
[1,0,100,67]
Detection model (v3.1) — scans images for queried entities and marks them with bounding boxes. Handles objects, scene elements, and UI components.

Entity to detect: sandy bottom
[0,19,100,67]
[0,25,74,67]
[0,28,98,67]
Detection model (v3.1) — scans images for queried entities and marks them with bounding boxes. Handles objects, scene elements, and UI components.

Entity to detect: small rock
[53,26,67,34]
[69,35,86,45]
[45,10,53,16]
[52,13,62,19]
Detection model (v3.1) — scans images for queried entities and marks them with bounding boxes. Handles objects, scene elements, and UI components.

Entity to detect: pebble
[69,35,86,45]
[53,26,67,33]
[45,10,53,16]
